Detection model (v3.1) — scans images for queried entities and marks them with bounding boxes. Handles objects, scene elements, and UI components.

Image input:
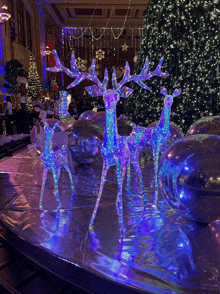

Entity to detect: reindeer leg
[116,164,126,207]
[89,159,109,230]
[40,167,48,209]
[153,143,160,189]
[131,158,147,206]
[126,158,131,190]
[62,152,74,192]
[28,144,38,162]
[116,161,124,235]
[63,162,74,191]
[52,166,60,209]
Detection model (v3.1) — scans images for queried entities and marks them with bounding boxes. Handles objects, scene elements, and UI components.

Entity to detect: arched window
[26,11,32,52]
[17,0,25,47]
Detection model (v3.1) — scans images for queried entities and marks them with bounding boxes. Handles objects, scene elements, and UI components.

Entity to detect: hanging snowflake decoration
[122,43,129,51]
[76,57,87,69]
[81,64,87,72]
[95,49,105,60]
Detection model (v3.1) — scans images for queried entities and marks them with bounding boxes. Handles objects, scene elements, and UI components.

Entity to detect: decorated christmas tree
[126,0,220,133]
[26,54,42,112]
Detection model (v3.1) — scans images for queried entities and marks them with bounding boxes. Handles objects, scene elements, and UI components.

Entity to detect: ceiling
[46,0,149,29]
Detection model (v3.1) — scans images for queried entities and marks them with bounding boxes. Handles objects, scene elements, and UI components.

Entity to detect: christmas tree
[26,54,42,112]
[126,0,220,133]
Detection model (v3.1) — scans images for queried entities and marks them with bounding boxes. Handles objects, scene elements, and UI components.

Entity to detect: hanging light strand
[66,0,100,40]
[111,0,132,40]
[89,0,115,41]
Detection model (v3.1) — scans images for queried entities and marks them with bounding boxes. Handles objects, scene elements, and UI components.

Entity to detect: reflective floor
[0,148,220,294]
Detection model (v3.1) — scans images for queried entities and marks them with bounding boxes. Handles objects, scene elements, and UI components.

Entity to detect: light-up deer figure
[46,50,168,233]
[151,87,181,188]
[40,121,74,209]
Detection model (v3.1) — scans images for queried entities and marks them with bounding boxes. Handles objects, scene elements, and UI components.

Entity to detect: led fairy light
[69,0,100,40]
[89,0,115,41]
[111,0,132,40]
[0,5,11,24]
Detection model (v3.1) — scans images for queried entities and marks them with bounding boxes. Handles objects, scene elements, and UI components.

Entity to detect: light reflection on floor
[0,148,220,294]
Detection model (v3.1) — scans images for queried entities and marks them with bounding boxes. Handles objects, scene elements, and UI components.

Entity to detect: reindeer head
[103,90,120,110]
[160,87,181,107]
[44,121,60,148]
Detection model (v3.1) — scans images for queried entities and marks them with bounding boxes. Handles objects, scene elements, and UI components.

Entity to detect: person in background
[5,96,13,115]
[0,102,4,135]
[76,98,83,116]
[5,96,14,135]
[0,103,4,113]
[20,90,26,111]
[68,97,78,117]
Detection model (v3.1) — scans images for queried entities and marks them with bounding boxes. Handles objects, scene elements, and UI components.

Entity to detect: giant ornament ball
[65,119,104,165]
[186,116,220,137]
[78,110,97,121]
[159,134,220,223]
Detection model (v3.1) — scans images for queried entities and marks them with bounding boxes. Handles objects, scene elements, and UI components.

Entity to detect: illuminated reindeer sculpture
[46,50,168,232]
[152,87,181,187]
[40,121,74,209]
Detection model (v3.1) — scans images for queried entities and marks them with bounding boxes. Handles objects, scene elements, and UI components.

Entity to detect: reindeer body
[40,121,74,209]
[151,87,181,187]
[126,126,152,195]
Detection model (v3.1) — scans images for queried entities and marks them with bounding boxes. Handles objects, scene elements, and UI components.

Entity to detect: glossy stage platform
[0,148,220,294]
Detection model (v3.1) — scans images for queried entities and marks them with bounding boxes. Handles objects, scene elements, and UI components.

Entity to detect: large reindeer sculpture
[151,87,181,187]
[46,50,168,233]
[40,121,74,209]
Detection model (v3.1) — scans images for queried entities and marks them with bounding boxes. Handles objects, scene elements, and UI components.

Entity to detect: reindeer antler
[160,87,181,98]
[46,50,169,98]
[112,56,169,98]
[46,50,79,78]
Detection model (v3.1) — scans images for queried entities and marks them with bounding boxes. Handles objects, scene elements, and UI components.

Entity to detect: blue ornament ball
[65,120,104,165]
[78,110,97,121]
[159,134,220,223]
[187,116,220,137]
[91,111,105,129]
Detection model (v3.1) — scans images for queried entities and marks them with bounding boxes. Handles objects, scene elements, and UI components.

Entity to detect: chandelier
[0,6,11,24]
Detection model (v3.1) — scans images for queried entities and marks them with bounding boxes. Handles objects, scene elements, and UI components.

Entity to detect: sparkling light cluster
[126,0,220,133]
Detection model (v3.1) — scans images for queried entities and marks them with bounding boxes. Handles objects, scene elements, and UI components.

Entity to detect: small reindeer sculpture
[151,87,181,187]
[28,113,47,162]
[40,121,74,209]
[46,50,168,233]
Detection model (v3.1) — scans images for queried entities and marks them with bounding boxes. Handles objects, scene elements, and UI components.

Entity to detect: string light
[111,0,132,39]
[69,0,100,40]
[89,0,115,41]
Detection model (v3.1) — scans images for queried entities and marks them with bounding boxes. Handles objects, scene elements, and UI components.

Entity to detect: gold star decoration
[122,43,129,51]
[95,49,105,60]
